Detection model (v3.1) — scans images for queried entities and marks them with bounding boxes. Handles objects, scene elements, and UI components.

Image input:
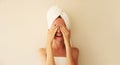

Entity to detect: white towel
[54,57,67,65]
[47,5,72,46]
[47,5,71,30]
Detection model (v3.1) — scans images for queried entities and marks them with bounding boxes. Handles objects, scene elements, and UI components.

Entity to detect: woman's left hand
[60,24,71,46]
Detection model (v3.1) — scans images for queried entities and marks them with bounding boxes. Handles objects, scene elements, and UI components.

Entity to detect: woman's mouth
[55,33,63,37]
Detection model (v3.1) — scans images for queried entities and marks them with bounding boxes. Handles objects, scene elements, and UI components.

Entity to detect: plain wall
[0,0,120,65]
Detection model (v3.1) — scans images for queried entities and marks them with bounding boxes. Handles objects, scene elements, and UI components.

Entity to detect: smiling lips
[55,33,63,37]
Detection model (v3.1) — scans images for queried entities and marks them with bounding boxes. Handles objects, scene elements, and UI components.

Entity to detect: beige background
[0,0,120,65]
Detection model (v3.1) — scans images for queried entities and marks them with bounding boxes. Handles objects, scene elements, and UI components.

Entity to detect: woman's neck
[52,40,65,50]
[52,40,66,57]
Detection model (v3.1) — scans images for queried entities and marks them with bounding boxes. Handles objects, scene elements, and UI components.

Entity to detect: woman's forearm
[46,42,55,65]
[65,41,75,65]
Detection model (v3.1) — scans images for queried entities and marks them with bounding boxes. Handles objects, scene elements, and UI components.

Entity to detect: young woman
[39,6,79,65]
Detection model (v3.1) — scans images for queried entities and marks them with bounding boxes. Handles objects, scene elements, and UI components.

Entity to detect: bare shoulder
[72,47,79,55]
[39,48,46,56]
[72,47,79,59]
[72,47,79,65]
[39,48,46,65]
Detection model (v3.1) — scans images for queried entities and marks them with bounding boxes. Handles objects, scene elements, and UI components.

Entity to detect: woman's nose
[57,26,61,33]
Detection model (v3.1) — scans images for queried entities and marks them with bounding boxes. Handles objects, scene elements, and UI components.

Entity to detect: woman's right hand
[47,25,57,45]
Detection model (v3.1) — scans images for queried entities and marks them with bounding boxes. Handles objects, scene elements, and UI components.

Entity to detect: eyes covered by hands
[60,23,70,43]
[47,25,57,44]
[47,20,70,44]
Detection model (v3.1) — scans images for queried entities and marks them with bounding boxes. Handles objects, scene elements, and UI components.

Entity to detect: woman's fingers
[49,25,58,34]
[48,25,57,32]
[47,25,57,44]
[60,24,70,40]
[60,24,69,36]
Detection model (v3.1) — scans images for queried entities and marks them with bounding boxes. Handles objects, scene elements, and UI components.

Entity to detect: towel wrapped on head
[47,6,72,46]
[47,6,71,30]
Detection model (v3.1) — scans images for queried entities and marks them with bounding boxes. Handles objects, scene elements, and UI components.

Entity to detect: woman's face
[52,17,66,42]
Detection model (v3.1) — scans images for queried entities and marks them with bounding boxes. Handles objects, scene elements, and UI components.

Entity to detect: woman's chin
[54,36,63,41]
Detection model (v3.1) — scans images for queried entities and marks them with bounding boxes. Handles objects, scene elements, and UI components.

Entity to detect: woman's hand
[60,24,71,46]
[47,25,57,45]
